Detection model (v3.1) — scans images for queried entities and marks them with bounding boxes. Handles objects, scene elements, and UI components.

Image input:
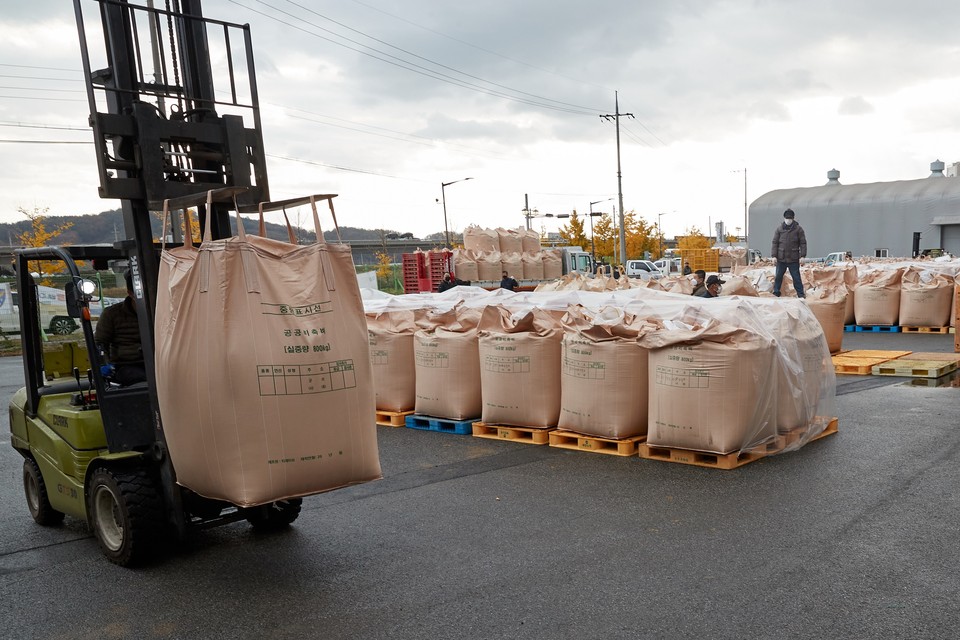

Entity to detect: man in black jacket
[500,270,519,291]
[771,208,807,298]
[94,270,146,385]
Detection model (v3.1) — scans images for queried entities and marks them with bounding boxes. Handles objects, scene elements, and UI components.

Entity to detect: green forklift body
[9,386,141,520]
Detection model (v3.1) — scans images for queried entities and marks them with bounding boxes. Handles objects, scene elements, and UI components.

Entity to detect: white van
[625,260,663,279]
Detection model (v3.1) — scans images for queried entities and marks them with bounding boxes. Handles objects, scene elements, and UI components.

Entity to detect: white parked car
[624,259,663,279]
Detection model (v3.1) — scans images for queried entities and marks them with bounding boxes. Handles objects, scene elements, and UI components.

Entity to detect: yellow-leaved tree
[677,226,712,251]
[17,206,74,284]
[558,210,589,249]
[624,211,658,260]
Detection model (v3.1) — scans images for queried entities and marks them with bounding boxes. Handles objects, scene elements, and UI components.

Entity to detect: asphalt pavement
[0,331,958,639]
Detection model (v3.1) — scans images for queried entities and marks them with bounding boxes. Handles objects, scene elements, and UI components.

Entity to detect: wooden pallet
[871,359,958,378]
[772,418,839,451]
[548,430,646,457]
[832,350,912,375]
[900,352,960,363]
[837,350,912,359]
[639,418,839,470]
[900,326,951,334]
[376,409,414,427]
[903,374,960,388]
[472,422,553,445]
[405,414,477,435]
[638,442,767,470]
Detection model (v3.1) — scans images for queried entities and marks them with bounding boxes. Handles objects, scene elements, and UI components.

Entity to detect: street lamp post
[657,211,668,259]
[441,177,473,247]
[589,197,614,264]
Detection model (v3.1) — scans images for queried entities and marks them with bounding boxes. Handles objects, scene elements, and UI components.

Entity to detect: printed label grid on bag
[483,355,530,373]
[416,352,449,368]
[258,360,357,396]
[655,365,710,388]
[562,358,606,379]
[370,349,389,365]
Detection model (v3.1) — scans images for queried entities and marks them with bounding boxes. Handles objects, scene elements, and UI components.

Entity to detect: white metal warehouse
[748,162,960,259]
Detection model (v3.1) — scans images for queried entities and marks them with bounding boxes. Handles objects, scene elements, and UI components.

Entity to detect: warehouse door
[942,224,960,256]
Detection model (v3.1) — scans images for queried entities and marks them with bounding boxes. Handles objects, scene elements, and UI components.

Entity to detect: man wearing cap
[771,208,807,298]
[695,274,724,298]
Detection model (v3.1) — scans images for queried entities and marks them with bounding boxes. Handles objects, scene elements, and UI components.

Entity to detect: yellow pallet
[871,359,958,378]
[375,409,414,427]
[900,326,951,334]
[639,419,838,470]
[472,422,553,445]
[548,430,646,457]
[835,349,912,359]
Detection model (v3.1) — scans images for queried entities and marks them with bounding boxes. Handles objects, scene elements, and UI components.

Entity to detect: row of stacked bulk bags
[364,287,836,457]
[463,226,541,255]
[453,248,563,282]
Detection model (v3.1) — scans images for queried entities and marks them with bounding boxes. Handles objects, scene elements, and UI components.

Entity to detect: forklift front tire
[88,467,162,566]
[48,317,77,335]
[23,457,65,526]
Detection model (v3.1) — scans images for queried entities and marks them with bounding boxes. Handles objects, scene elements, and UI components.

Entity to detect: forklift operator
[94,270,146,386]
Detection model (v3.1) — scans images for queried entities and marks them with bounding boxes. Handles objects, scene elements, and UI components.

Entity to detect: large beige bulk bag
[769,302,833,434]
[521,229,542,254]
[805,288,847,354]
[478,306,561,427]
[720,275,759,296]
[464,225,498,253]
[558,307,650,439]
[661,276,693,295]
[501,252,523,280]
[413,307,482,420]
[155,195,381,507]
[452,248,479,283]
[366,309,417,412]
[953,277,959,328]
[542,249,563,280]
[521,251,545,281]
[475,250,503,281]
[643,323,777,454]
[854,269,902,326]
[899,267,954,327]
[497,227,523,255]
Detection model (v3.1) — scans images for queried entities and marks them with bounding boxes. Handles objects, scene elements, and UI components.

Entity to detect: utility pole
[600,91,633,266]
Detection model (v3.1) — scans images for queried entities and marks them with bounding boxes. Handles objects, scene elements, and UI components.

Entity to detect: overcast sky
[2,0,960,242]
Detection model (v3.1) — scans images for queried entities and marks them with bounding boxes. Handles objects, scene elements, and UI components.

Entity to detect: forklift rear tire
[245,498,302,531]
[23,457,65,526]
[88,467,163,566]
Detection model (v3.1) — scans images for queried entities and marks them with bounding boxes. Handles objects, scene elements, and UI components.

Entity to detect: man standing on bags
[771,208,807,298]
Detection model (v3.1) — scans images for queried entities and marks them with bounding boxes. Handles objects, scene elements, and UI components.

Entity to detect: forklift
[10,0,302,565]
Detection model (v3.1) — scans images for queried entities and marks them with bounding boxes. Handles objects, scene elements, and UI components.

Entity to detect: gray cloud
[838,96,874,115]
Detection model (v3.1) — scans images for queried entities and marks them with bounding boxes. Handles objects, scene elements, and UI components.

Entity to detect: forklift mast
[72,0,270,451]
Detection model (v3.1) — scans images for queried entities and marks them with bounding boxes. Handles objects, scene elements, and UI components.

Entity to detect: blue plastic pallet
[844,325,856,332]
[405,414,477,435]
[854,325,900,333]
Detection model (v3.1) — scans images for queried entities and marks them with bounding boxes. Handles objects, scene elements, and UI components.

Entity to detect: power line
[226,0,597,116]
[0,85,83,93]
[265,152,425,180]
[0,95,85,102]
[0,121,87,131]
[0,74,83,82]
[0,139,92,144]
[276,0,606,114]
[348,0,612,93]
[0,63,79,73]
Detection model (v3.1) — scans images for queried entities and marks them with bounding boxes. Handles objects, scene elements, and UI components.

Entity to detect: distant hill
[0,209,432,246]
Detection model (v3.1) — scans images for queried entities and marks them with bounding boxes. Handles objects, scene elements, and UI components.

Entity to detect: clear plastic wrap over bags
[363,285,838,457]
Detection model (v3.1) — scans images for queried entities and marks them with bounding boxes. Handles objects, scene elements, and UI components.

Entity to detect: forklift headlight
[79,279,97,296]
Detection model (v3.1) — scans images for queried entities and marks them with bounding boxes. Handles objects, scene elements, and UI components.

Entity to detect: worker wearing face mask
[771,208,807,298]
